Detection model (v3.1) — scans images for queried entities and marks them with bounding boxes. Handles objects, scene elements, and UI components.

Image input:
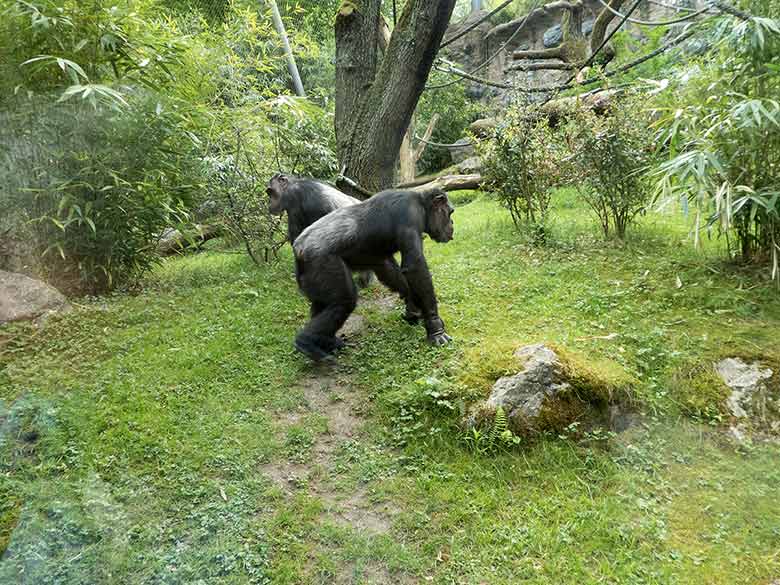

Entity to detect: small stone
[458,156,482,174]
[543,24,563,48]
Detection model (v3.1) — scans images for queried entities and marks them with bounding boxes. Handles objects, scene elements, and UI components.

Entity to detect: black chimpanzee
[291,188,455,361]
[267,173,360,243]
[266,173,372,288]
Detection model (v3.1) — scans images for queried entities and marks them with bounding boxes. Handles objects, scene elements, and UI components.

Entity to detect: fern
[489,406,508,448]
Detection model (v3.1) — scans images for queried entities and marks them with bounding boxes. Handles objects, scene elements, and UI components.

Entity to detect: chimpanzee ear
[432,192,449,209]
[277,174,288,185]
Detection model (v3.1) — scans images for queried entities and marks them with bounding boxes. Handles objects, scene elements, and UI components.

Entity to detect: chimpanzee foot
[424,317,452,346]
[322,336,346,353]
[402,303,423,325]
[294,333,337,362]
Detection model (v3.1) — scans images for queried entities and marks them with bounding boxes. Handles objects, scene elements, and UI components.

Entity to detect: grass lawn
[1,190,779,584]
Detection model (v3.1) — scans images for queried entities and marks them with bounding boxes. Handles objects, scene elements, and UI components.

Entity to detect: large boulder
[0,271,69,324]
[477,344,635,435]
[715,357,778,438]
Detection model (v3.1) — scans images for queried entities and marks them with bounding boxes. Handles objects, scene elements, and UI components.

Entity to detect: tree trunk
[590,0,624,54]
[399,121,417,184]
[335,0,457,195]
[399,114,440,184]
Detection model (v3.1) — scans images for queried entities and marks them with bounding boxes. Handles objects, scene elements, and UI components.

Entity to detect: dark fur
[292,188,454,361]
[266,173,372,288]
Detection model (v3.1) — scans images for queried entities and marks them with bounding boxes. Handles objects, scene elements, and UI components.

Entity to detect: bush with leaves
[563,96,656,239]
[654,14,780,278]
[0,94,203,292]
[478,105,564,234]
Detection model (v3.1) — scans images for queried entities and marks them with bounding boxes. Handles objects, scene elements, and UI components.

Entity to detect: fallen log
[157,224,224,256]
[410,174,483,193]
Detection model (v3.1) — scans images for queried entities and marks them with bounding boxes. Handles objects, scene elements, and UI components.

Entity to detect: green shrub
[1,95,202,292]
[478,105,564,234]
[564,96,656,239]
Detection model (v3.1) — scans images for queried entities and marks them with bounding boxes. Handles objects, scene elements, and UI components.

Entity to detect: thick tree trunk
[335,1,383,164]
[335,0,457,195]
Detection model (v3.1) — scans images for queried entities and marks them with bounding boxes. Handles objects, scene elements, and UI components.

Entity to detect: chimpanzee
[292,188,455,361]
[266,173,372,288]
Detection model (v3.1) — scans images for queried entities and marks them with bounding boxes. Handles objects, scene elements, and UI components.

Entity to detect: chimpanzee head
[266,173,289,215]
[425,190,454,243]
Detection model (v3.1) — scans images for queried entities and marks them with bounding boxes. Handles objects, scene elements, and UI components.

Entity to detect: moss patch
[672,363,731,422]
[551,344,638,405]
[671,349,780,425]
[458,338,519,394]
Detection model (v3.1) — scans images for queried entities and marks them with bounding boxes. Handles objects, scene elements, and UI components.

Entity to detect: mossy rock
[672,350,779,431]
[475,343,637,437]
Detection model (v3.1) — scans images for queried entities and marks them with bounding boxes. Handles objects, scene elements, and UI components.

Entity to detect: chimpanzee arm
[398,229,452,345]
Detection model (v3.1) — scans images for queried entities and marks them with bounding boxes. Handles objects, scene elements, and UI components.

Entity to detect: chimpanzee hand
[425,317,452,346]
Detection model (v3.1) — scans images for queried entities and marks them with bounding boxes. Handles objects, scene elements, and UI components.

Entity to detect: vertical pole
[267,0,306,97]
[472,0,482,13]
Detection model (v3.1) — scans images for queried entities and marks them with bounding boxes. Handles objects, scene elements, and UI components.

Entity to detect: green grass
[1,191,779,584]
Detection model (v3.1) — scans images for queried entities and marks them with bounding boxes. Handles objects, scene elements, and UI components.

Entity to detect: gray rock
[543,24,563,48]
[486,344,571,420]
[449,138,476,165]
[0,271,69,324]
[479,343,635,435]
[582,18,595,37]
[716,358,773,419]
[458,156,483,174]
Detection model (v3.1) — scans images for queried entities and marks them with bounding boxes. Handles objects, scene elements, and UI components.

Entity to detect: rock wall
[442,0,705,104]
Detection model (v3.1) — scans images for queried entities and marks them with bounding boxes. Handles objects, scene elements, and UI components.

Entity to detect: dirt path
[261,296,409,583]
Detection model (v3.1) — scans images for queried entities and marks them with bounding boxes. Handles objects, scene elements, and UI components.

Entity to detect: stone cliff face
[442,0,703,103]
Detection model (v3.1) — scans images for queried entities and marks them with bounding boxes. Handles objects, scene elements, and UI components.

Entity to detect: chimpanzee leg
[372,256,423,324]
[296,255,357,360]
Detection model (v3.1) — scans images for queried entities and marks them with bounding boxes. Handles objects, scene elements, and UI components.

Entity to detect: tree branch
[513,46,566,61]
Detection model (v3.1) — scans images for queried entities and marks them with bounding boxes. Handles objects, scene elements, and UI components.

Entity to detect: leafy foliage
[564,96,657,239]
[479,105,564,235]
[1,95,199,292]
[0,0,338,291]
[415,79,484,175]
[654,14,780,277]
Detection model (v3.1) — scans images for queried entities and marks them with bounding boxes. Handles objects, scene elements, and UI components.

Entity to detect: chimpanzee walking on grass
[292,187,455,361]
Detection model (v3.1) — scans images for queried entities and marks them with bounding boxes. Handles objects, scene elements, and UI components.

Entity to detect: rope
[439,0,515,49]
[425,0,544,91]
[710,0,752,20]
[594,0,712,26]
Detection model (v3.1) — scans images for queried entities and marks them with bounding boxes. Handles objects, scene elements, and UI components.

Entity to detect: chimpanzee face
[428,192,454,243]
[266,173,288,215]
